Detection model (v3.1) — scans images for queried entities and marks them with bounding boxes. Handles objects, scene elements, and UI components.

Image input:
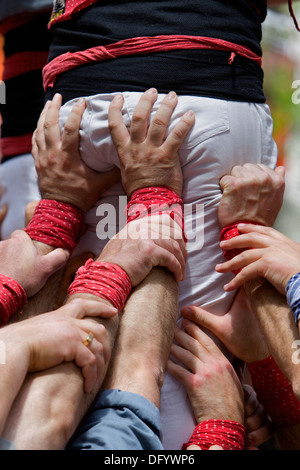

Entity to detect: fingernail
[184,111,195,119]
[77,98,86,106]
[166,91,177,101]
[182,307,193,316]
[146,88,157,95]
[113,94,123,102]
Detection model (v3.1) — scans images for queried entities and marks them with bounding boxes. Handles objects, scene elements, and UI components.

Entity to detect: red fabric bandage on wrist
[24,199,84,253]
[182,419,245,450]
[67,259,132,311]
[220,221,259,274]
[0,274,27,327]
[247,355,300,427]
[126,186,186,241]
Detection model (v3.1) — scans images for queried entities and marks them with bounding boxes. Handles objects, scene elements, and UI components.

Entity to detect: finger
[219,174,234,193]
[108,94,130,151]
[181,305,224,341]
[167,356,193,384]
[173,322,216,363]
[181,317,225,359]
[0,204,8,226]
[74,339,103,393]
[44,93,63,148]
[61,98,86,155]
[237,223,285,241]
[130,88,158,143]
[275,165,286,179]
[41,247,70,276]
[219,232,274,251]
[154,238,186,280]
[147,91,178,146]
[31,130,39,161]
[34,100,51,151]
[222,258,267,292]
[216,248,265,274]
[25,201,39,226]
[162,110,195,154]
[66,298,119,319]
[150,243,185,282]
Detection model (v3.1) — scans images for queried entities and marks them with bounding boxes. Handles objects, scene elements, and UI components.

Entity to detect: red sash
[43,34,262,90]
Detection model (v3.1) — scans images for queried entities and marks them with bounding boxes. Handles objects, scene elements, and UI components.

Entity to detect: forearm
[104,267,179,409]
[3,294,119,450]
[9,200,84,322]
[10,269,64,324]
[0,338,29,435]
[245,279,300,388]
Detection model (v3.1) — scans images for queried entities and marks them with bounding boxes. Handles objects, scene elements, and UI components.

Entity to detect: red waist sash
[43,34,262,91]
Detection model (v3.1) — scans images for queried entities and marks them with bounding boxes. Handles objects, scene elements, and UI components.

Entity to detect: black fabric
[0,70,45,139]
[3,12,52,57]
[46,0,267,104]
[0,13,51,160]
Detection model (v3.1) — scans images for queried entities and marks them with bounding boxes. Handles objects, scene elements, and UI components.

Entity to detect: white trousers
[1,93,278,449]
[0,154,41,240]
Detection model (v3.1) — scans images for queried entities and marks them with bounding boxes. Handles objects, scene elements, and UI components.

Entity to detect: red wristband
[248,355,300,427]
[0,274,27,326]
[220,221,259,274]
[24,199,84,253]
[67,259,132,311]
[126,186,186,241]
[182,419,245,450]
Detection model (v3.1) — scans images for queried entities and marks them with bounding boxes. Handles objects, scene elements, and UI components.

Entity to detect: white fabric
[0,154,41,240]
[59,92,277,449]
[0,93,276,449]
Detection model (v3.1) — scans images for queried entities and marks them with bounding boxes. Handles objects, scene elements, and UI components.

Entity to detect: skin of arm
[0,299,117,436]
[177,289,277,450]
[244,279,300,450]
[10,94,120,321]
[167,317,245,450]
[216,160,300,450]
[2,90,194,449]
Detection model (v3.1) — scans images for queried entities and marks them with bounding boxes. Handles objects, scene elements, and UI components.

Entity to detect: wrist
[183,419,245,450]
[67,259,132,312]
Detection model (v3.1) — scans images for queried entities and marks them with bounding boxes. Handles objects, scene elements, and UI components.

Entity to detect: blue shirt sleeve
[286,273,300,325]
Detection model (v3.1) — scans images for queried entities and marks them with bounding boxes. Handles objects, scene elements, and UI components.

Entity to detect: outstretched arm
[2,90,193,450]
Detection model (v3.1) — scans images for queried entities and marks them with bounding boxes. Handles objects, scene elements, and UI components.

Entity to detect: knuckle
[63,123,76,135]
[108,119,119,133]
[172,126,185,141]
[131,112,146,125]
[151,117,166,129]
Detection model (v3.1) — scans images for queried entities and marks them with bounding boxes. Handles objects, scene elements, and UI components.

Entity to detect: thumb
[275,165,285,179]
[41,248,70,275]
[181,305,222,335]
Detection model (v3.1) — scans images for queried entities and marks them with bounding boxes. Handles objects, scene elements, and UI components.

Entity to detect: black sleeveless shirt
[46,0,268,104]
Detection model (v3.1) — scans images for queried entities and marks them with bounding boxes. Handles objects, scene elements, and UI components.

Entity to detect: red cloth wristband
[0,274,27,327]
[24,199,84,253]
[182,419,245,450]
[67,259,132,312]
[247,355,300,427]
[220,221,259,274]
[126,186,186,241]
